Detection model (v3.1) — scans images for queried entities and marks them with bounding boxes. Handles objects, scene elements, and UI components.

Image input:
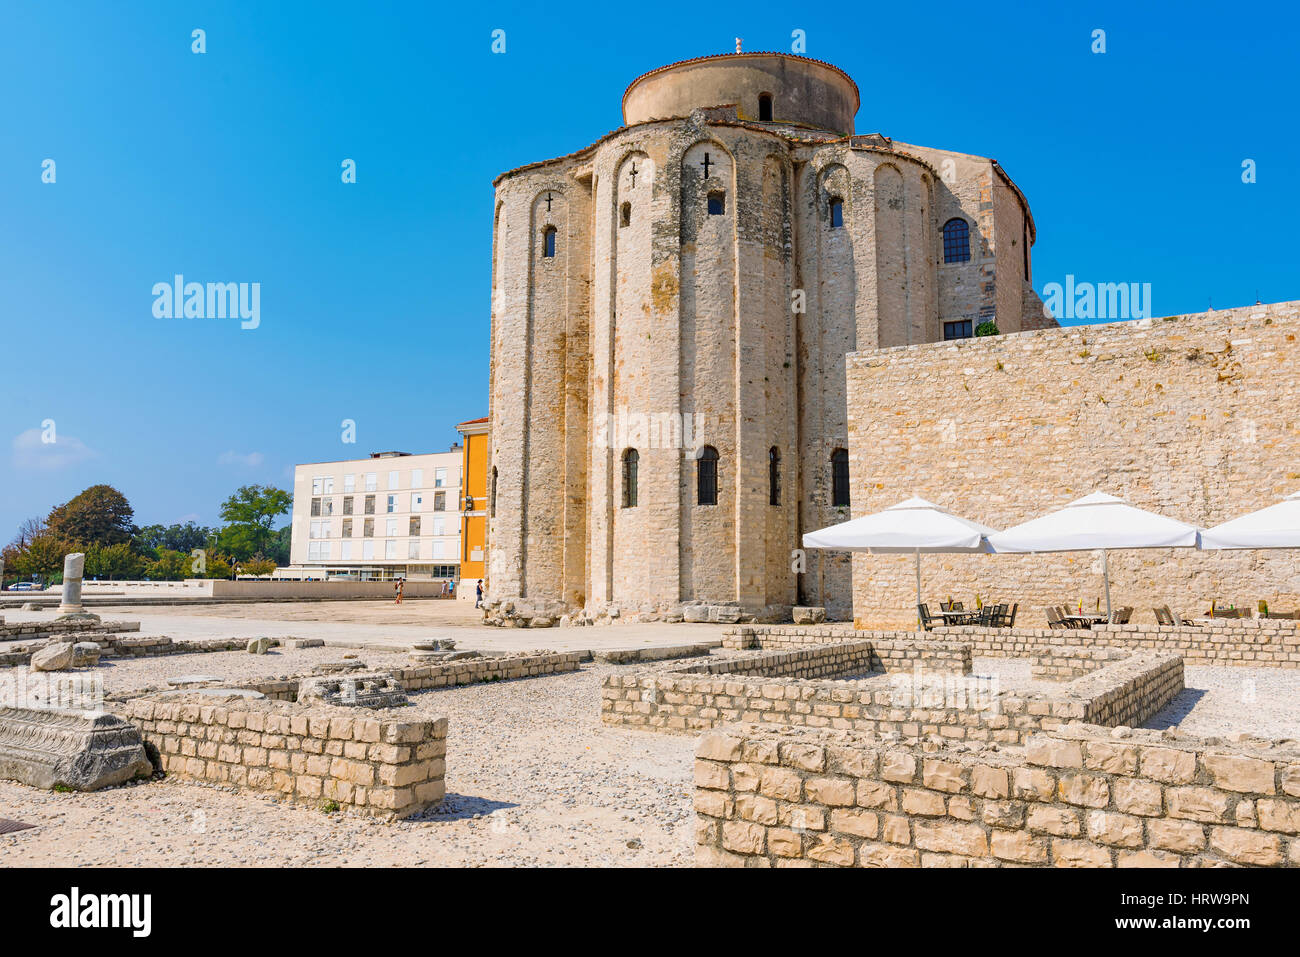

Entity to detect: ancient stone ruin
[0,706,152,791]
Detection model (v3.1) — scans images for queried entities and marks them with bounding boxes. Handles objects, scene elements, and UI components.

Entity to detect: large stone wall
[117,696,446,819]
[695,723,1300,867]
[844,299,1300,628]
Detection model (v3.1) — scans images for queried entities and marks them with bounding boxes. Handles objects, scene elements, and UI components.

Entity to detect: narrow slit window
[620,202,631,227]
[697,446,719,506]
[622,449,639,508]
[769,447,781,506]
[831,448,850,507]
[707,192,725,216]
[829,197,844,228]
[542,226,557,258]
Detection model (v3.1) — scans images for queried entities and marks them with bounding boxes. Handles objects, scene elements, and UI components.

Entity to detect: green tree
[217,485,291,561]
[133,521,213,556]
[84,542,145,580]
[242,557,277,577]
[12,531,69,580]
[47,485,136,546]
[266,525,291,566]
[143,549,191,581]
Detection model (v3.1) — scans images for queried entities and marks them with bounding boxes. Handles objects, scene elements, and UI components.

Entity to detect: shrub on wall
[975,320,999,337]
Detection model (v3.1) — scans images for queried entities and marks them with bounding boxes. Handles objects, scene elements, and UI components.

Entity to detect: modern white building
[280,448,465,582]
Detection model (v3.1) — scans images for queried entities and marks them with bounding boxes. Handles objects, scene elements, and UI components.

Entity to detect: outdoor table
[1062,614,1107,628]
[938,610,978,624]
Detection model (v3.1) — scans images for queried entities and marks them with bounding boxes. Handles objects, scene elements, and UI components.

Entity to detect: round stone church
[485,51,1053,625]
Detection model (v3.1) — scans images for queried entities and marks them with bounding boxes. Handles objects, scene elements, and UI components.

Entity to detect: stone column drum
[56,552,99,621]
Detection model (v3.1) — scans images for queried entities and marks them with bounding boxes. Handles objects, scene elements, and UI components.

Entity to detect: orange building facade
[456,417,490,598]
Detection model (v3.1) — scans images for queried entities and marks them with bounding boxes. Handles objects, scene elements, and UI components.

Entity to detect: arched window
[769,447,781,506]
[758,93,773,121]
[942,218,970,263]
[622,449,639,508]
[697,446,719,506]
[829,197,844,228]
[707,191,726,216]
[542,226,557,258]
[620,202,631,228]
[490,467,498,517]
[831,448,850,507]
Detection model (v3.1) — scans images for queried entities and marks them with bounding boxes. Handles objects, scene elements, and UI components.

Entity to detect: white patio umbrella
[987,492,1201,622]
[1200,491,1300,549]
[802,497,998,630]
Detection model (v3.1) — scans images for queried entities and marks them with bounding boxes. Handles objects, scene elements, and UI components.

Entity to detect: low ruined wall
[236,651,583,701]
[1031,646,1129,680]
[695,722,1300,867]
[1,634,247,669]
[0,619,141,642]
[724,625,856,650]
[602,640,1181,743]
[934,622,1300,668]
[117,696,446,818]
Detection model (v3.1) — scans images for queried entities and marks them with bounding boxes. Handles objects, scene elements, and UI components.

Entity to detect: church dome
[621,52,859,135]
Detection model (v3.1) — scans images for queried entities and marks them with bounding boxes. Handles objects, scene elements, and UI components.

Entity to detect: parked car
[6,582,37,591]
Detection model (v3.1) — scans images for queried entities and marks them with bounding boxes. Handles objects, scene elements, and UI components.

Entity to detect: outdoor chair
[951,601,964,611]
[939,601,954,612]
[1112,606,1133,625]
[1045,606,1067,629]
[989,603,1009,627]
[918,604,938,631]
[1006,603,1019,628]
[1153,606,1175,626]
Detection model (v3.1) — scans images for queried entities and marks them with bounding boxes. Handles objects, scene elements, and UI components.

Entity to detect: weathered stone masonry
[696,723,1300,867]
[487,52,1051,626]
[845,299,1300,628]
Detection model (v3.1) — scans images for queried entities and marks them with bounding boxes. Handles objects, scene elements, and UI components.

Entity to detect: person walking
[394,577,405,604]
[475,579,484,608]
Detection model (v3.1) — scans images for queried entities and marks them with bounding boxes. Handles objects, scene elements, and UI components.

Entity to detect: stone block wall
[117,696,446,819]
[0,619,141,641]
[844,300,1300,628]
[695,723,1300,867]
[1031,646,1129,680]
[601,641,1181,742]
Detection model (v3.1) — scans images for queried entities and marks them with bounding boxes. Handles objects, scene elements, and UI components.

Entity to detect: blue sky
[1,0,1295,542]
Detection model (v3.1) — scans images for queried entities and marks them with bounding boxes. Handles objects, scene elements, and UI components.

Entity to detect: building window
[409,516,421,536]
[831,448,850,508]
[362,540,375,560]
[364,494,375,515]
[341,518,352,538]
[830,197,845,228]
[310,498,321,517]
[411,493,423,512]
[758,93,773,121]
[769,447,781,506]
[386,518,399,537]
[386,494,397,513]
[433,540,446,560]
[411,468,423,489]
[943,320,974,340]
[408,540,421,559]
[697,446,719,506]
[707,192,725,216]
[363,518,374,537]
[311,476,324,495]
[343,474,355,493]
[943,218,971,263]
[542,226,557,258]
[434,491,446,511]
[622,449,639,508]
[433,468,445,488]
[491,467,498,517]
[433,516,446,536]
[364,472,377,492]
[620,202,631,227]
[387,470,399,490]
[321,497,333,516]
[385,540,397,560]
[340,540,352,560]
[342,496,353,516]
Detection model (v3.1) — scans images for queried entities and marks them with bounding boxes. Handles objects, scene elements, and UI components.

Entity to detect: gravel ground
[1142,664,1300,739]
[0,663,697,867]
